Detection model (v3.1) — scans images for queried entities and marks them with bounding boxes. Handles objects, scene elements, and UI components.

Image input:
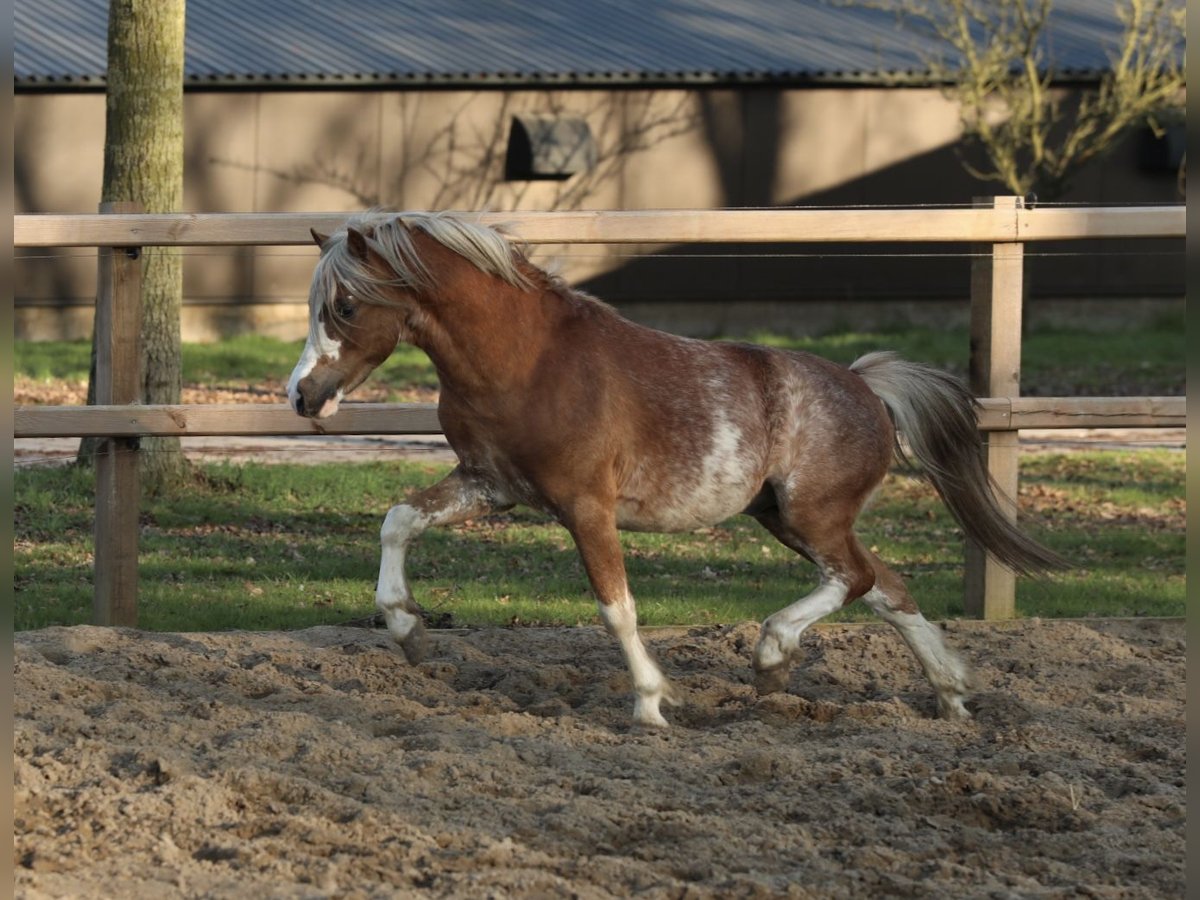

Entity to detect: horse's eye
[335,296,356,320]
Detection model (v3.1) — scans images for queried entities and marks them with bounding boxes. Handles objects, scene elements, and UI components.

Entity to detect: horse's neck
[412,270,560,395]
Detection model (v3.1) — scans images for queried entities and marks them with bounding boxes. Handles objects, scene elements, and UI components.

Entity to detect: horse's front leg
[566,499,679,727]
[377,466,508,663]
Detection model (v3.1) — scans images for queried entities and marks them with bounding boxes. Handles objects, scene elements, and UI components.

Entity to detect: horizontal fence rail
[14,205,1185,248]
[13,396,1186,439]
[12,203,1186,627]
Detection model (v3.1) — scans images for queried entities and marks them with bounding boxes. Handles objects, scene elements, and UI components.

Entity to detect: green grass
[15,334,441,399]
[743,313,1185,396]
[13,311,1187,398]
[13,450,1185,632]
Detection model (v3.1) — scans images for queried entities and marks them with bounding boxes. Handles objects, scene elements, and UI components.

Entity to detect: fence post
[964,195,1023,619]
[93,200,144,626]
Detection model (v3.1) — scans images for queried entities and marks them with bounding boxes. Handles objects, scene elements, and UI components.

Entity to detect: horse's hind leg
[377,466,509,664]
[751,508,876,694]
[752,511,972,718]
[861,553,973,720]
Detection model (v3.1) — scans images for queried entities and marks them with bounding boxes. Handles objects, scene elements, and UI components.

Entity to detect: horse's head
[288,211,534,418]
[287,224,412,419]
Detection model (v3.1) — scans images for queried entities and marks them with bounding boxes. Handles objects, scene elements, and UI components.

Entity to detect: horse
[287,211,1065,728]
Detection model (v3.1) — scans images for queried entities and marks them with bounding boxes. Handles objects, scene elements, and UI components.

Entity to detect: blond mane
[309,211,533,340]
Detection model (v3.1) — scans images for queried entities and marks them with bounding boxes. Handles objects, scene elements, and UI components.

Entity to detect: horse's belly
[616,402,769,532]
[615,462,763,533]
[615,489,756,533]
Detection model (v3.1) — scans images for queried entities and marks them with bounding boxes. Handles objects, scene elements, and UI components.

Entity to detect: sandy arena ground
[14,616,1184,898]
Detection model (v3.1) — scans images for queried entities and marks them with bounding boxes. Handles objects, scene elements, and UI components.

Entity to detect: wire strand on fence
[12,247,1187,262]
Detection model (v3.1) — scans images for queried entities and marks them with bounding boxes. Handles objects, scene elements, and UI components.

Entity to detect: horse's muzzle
[291,376,342,419]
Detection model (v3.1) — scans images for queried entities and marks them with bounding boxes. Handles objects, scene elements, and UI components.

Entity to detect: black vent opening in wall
[506,114,596,180]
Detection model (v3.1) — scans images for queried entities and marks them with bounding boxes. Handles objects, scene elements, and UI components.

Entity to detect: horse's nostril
[294,394,307,416]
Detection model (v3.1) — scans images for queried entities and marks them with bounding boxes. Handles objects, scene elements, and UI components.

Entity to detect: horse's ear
[310,228,330,249]
[345,227,370,261]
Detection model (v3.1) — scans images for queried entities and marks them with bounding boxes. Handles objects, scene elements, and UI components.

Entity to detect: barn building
[14,0,1184,340]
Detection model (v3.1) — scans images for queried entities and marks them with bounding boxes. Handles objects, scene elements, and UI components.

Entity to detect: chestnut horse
[288,211,1063,727]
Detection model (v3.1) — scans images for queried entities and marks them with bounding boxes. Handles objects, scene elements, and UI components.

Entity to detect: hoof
[398,621,429,665]
[632,712,670,730]
[937,694,972,721]
[631,699,671,729]
[631,682,679,729]
[753,664,790,696]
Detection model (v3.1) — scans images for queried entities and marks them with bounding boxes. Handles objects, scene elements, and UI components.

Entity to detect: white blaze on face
[287,312,343,416]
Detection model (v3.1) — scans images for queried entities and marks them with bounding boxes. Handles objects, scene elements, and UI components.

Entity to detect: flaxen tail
[850,351,1068,577]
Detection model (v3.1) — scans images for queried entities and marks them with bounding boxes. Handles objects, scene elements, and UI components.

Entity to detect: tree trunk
[79,0,188,495]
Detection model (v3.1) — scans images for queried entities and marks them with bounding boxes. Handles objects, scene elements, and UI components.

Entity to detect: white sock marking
[376,505,430,643]
[755,578,848,671]
[863,588,972,718]
[599,593,671,727]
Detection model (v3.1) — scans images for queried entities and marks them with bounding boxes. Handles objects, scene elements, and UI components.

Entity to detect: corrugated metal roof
[14,0,1154,90]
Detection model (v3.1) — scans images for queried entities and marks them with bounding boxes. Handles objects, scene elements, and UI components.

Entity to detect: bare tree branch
[847,0,1185,198]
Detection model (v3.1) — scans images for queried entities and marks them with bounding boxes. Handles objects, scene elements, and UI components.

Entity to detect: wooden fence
[13,199,1186,627]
